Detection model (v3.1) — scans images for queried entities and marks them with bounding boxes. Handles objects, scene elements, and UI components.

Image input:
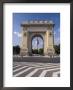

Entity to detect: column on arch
[44,30,49,55]
[47,25,55,55]
[20,26,28,56]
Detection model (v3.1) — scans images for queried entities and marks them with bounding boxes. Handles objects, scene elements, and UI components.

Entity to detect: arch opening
[31,34,44,55]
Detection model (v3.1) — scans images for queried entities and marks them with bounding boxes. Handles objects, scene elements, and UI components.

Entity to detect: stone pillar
[20,26,28,56]
[47,27,55,55]
[44,26,55,56]
[44,31,49,55]
[28,32,32,55]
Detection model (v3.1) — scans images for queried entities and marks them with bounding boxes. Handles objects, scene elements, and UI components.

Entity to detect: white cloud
[14,31,21,37]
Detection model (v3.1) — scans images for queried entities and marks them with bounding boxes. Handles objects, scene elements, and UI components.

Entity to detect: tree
[32,49,38,54]
[32,48,44,55]
[38,48,43,55]
[54,44,60,55]
[13,45,20,55]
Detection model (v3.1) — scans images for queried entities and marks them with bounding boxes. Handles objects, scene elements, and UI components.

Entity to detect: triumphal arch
[20,20,55,56]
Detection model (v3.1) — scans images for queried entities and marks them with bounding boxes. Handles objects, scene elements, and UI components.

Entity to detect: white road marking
[13,65,21,69]
[25,69,38,77]
[39,70,47,77]
[39,65,59,68]
[13,62,60,77]
[35,63,60,66]
[14,67,33,77]
[39,68,60,77]
[29,64,59,67]
[52,71,60,77]
[14,62,60,66]
[15,63,59,68]
[13,65,59,70]
[13,66,28,72]
[32,66,59,69]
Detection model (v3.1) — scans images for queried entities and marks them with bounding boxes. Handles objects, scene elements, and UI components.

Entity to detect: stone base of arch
[44,48,55,56]
[20,48,28,56]
[20,48,55,56]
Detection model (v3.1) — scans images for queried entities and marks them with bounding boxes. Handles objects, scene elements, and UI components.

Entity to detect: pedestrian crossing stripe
[14,67,34,77]
[13,62,60,77]
[13,66,28,72]
[52,71,60,77]
[13,65,21,69]
[39,68,60,77]
[25,69,39,77]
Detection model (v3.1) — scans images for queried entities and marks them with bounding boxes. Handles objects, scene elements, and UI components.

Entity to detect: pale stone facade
[20,20,55,56]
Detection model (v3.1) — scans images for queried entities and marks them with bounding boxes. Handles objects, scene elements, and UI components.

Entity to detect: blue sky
[13,13,60,48]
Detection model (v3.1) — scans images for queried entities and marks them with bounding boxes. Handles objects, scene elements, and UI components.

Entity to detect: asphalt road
[13,56,60,63]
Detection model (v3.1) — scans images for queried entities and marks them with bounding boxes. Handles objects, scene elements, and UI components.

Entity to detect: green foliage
[32,49,38,54]
[13,45,20,55]
[54,44,60,55]
[38,48,43,55]
[32,48,44,55]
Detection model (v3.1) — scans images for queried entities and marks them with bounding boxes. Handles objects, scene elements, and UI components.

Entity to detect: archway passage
[31,35,44,55]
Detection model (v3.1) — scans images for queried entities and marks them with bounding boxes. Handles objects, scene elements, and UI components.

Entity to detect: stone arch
[20,20,55,56]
